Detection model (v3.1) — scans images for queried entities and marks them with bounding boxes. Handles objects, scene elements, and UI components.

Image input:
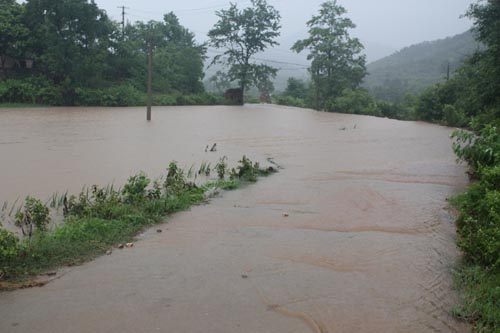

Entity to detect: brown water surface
[0,105,469,332]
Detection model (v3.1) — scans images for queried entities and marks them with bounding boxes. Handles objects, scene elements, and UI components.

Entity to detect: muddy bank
[0,105,469,332]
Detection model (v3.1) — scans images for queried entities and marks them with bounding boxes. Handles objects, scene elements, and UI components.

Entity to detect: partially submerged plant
[122,172,150,204]
[198,161,211,177]
[0,156,278,282]
[215,156,228,180]
[14,197,51,240]
[230,155,277,182]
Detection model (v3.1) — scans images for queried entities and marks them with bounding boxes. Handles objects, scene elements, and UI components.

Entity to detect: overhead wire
[123,4,310,73]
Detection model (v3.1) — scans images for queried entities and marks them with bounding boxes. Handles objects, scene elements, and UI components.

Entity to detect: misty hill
[363,31,479,103]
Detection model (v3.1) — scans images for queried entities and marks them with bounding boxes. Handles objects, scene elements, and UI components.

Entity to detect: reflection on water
[0,105,469,332]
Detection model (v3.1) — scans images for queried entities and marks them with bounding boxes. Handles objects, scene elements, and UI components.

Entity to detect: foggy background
[94,0,473,63]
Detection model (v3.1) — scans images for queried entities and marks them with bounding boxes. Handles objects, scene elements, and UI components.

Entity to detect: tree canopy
[0,0,207,105]
[208,0,281,102]
[0,0,29,71]
[292,0,366,109]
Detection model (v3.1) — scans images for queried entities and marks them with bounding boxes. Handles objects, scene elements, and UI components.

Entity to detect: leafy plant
[165,162,188,195]
[122,173,150,204]
[0,228,20,279]
[215,156,228,180]
[14,197,51,239]
[452,125,500,175]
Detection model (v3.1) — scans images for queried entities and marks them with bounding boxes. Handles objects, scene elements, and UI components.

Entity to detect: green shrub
[275,95,307,108]
[165,162,188,195]
[443,104,467,127]
[15,197,51,238]
[0,228,20,278]
[326,89,377,115]
[452,125,500,174]
[75,84,145,106]
[122,173,150,204]
[0,77,63,105]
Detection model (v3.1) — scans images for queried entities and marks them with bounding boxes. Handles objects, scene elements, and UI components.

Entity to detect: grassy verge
[0,103,48,108]
[450,126,500,332]
[0,156,275,286]
[452,265,500,331]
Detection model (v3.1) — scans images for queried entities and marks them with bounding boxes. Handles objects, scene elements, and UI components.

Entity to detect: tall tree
[0,0,29,73]
[207,0,281,103]
[23,0,115,91]
[292,0,366,110]
[124,12,206,94]
[463,0,500,117]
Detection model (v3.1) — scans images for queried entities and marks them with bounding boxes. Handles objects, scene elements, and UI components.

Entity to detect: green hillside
[364,31,479,103]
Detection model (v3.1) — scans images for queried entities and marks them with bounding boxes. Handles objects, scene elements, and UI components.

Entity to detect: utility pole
[117,6,129,35]
[446,61,451,81]
[147,37,153,121]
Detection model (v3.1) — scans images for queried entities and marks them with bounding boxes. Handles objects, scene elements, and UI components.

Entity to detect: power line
[206,48,309,68]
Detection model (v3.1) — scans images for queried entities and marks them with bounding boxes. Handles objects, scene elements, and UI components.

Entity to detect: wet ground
[0,105,469,332]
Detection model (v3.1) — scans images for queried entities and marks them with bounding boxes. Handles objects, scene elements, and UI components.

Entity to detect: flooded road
[0,105,469,332]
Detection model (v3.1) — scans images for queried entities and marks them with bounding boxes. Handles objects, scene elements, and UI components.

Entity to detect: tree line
[1,0,372,107]
[0,0,207,105]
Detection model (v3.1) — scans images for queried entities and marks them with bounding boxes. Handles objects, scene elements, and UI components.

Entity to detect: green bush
[452,125,500,174]
[452,126,500,272]
[15,197,51,238]
[165,162,188,195]
[0,229,20,278]
[275,95,307,108]
[122,173,150,204]
[0,77,63,105]
[75,84,145,107]
[443,104,467,127]
[454,184,500,270]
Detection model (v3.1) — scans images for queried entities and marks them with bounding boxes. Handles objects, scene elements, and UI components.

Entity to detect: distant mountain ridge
[363,30,479,102]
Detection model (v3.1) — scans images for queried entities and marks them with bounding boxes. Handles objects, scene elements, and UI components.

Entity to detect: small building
[0,55,34,71]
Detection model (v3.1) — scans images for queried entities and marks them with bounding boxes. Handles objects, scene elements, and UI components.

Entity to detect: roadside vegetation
[0,156,276,286]
[451,125,500,332]
[441,1,499,331]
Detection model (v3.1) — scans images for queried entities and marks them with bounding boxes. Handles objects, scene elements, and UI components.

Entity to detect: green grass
[0,103,48,108]
[453,265,500,332]
[1,157,275,285]
[1,183,229,282]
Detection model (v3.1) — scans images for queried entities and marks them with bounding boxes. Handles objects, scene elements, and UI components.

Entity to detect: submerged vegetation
[0,156,276,284]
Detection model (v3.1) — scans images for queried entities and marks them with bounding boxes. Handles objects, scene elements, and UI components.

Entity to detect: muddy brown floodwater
[0,105,469,332]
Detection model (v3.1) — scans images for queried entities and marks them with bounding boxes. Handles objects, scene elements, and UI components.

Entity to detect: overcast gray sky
[95,0,473,62]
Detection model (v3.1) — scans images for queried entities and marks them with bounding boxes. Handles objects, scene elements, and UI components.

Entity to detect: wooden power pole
[117,6,128,35]
[147,38,153,121]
